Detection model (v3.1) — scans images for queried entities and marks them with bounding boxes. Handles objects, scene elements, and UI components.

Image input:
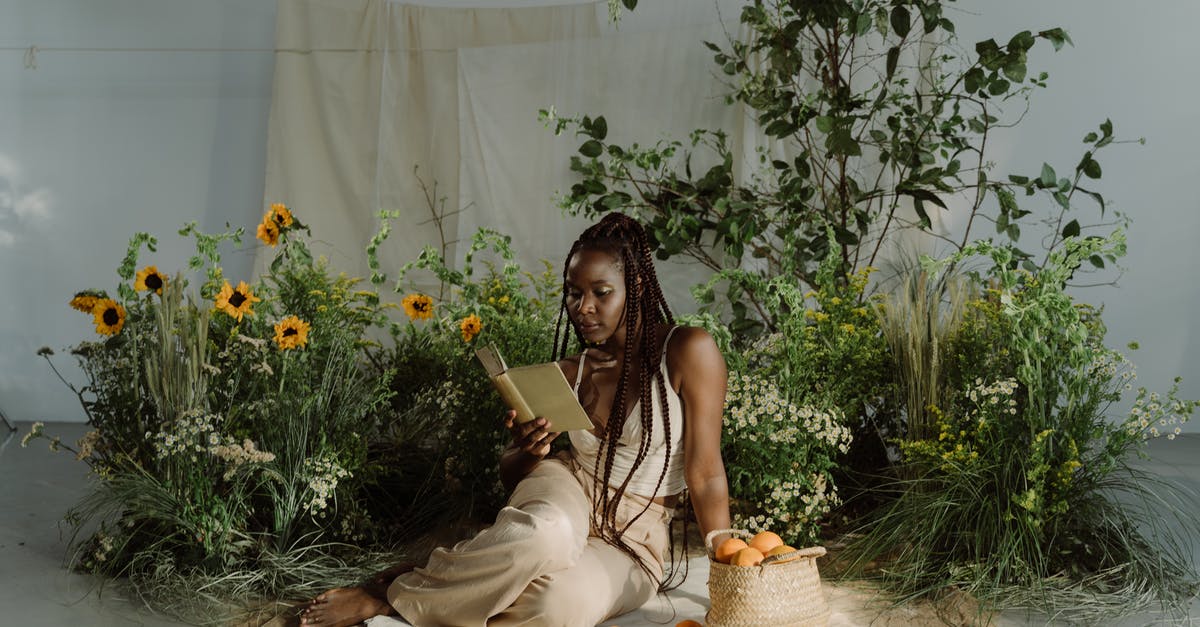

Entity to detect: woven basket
[704,529,830,627]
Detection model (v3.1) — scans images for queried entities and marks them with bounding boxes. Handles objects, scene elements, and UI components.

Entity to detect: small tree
[546,0,1123,335]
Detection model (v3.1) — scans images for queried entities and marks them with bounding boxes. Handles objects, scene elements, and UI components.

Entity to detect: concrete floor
[2,422,1196,626]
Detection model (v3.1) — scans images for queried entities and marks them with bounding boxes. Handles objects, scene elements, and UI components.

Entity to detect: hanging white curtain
[261,0,747,312]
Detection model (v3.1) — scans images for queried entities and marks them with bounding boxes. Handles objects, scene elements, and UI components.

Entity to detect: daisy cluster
[1089,348,1192,441]
[303,454,351,514]
[150,409,222,460]
[724,371,852,540]
[725,371,852,453]
[1125,388,1192,441]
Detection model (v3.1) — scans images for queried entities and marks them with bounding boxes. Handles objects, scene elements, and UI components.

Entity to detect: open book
[475,344,594,432]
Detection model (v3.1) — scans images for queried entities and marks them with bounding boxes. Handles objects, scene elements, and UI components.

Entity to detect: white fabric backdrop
[261,0,745,313]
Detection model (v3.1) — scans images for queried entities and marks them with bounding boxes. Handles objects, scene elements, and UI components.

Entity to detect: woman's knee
[492,500,586,569]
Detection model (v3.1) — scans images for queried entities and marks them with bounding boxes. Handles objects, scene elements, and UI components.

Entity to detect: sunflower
[215,281,261,322]
[459,314,483,342]
[134,265,168,295]
[273,315,311,350]
[256,219,280,247]
[401,293,434,320]
[69,290,106,313]
[91,298,126,336]
[269,203,294,228]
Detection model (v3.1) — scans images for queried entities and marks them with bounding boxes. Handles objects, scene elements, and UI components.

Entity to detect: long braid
[553,213,685,591]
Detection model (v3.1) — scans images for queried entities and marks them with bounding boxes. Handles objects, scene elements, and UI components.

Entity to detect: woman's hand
[502,410,559,460]
[499,410,559,491]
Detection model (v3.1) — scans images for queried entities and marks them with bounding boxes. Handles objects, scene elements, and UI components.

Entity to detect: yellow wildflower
[134,266,168,295]
[215,281,260,322]
[460,314,483,342]
[273,315,311,350]
[402,293,434,320]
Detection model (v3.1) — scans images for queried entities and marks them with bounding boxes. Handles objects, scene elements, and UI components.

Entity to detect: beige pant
[386,453,672,627]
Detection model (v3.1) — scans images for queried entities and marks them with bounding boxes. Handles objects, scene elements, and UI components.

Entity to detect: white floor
[2,422,1197,626]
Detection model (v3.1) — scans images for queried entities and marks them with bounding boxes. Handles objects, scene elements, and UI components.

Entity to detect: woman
[300,213,730,626]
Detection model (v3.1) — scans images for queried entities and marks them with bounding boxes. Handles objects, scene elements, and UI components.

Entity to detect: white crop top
[568,327,687,497]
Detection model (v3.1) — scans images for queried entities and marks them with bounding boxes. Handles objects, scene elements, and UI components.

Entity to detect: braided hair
[554,212,689,591]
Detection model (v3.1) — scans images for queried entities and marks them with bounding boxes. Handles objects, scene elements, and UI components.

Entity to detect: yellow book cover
[475,344,593,432]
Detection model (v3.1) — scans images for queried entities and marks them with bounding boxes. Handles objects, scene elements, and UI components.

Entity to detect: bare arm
[672,326,732,551]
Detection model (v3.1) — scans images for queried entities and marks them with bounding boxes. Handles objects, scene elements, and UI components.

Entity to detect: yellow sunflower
[134,265,168,295]
[256,218,280,247]
[91,298,126,336]
[401,293,434,320]
[214,281,261,322]
[273,315,311,350]
[459,314,482,342]
[269,203,294,228]
[69,290,105,313]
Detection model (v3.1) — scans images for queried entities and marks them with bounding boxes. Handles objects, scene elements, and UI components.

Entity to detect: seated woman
[300,212,731,626]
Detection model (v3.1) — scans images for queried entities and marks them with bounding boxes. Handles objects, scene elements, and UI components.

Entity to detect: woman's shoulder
[663,324,725,381]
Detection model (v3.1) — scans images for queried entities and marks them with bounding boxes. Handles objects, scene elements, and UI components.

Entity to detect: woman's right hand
[503,410,559,459]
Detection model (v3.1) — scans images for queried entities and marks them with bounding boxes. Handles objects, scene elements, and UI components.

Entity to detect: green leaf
[828,128,862,156]
[886,46,900,81]
[968,118,986,134]
[964,67,984,94]
[1075,185,1107,216]
[1008,174,1029,185]
[579,140,603,158]
[1040,163,1057,188]
[912,199,931,228]
[890,6,911,37]
[815,116,834,133]
[1008,30,1036,52]
[1082,156,1102,179]
[1039,28,1072,51]
[987,77,1011,95]
[1003,60,1027,83]
[1062,219,1081,238]
[592,116,608,141]
[1101,118,1113,137]
[996,186,1018,215]
[976,39,1002,69]
[1083,131,1098,143]
[1053,191,1070,209]
[833,225,860,245]
[621,0,637,10]
[855,13,873,36]
[1089,255,1106,269]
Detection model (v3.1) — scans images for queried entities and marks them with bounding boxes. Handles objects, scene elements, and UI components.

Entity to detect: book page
[503,363,594,432]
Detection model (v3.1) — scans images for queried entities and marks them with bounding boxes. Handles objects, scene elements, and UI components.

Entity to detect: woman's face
[565,248,627,345]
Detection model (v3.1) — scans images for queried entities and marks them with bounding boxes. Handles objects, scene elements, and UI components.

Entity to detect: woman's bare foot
[299,587,395,626]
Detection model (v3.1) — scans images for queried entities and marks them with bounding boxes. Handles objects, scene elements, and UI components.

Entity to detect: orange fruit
[764,544,798,563]
[748,530,784,554]
[732,546,765,566]
[675,621,704,627]
[714,537,748,564]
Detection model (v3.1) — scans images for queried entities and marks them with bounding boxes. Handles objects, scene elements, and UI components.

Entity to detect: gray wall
[0,0,277,423]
